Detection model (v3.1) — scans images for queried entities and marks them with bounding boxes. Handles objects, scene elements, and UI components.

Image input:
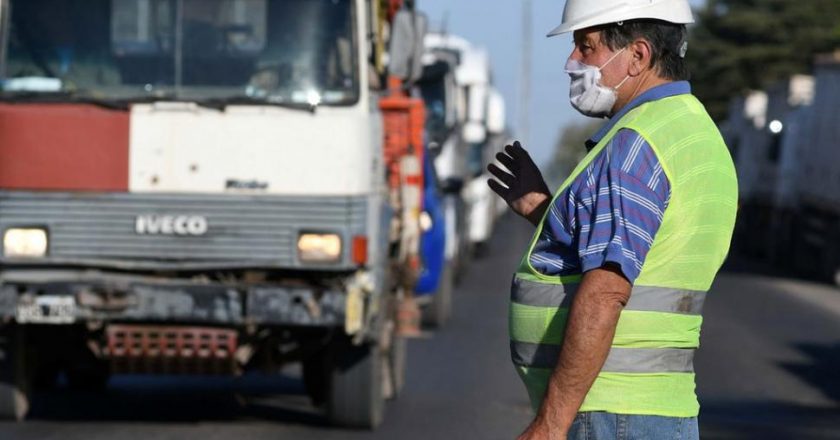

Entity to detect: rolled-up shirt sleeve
[576,129,671,284]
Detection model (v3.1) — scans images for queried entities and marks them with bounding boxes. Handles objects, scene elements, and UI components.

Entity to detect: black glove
[487,141,552,226]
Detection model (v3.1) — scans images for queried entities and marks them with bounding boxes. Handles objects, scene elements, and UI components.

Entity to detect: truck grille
[0,192,368,268]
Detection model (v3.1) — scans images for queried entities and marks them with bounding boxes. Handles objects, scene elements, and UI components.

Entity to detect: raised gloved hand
[487,141,552,226]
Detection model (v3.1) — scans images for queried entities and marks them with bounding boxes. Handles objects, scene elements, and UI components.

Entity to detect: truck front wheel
[423,262,454,329]
[326,336,384,429]
[0,325,30,421]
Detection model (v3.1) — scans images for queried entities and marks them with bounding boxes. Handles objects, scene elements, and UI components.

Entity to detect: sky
[418,0,707,166]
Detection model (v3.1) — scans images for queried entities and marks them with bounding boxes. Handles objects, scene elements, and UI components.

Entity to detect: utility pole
[519,0,532,146]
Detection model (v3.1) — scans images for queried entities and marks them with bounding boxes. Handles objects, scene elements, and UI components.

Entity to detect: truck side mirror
[388,8,428,83]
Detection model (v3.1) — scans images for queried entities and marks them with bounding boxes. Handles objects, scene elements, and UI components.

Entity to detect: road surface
[0,216,838,439]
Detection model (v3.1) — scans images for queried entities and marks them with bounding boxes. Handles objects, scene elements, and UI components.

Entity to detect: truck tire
[303,348,329,407]
[379,290,405,400]
[443,194,470,286]
[454,234,471,286]
[386,325,406,399]
[423,262,453,329]
[327,337,384,429]
[0,325,29,421]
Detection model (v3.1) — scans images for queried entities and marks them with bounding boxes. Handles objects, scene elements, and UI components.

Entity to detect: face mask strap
[599,47,632,91]
[614,75,631,91]
[598,47,626,71]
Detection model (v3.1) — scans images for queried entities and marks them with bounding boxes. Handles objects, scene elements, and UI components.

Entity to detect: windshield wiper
[196,96,318,113]
[101,95,317,113]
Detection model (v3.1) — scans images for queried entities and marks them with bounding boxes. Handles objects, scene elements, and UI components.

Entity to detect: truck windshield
[0,0,358,106]
[419,79,448,145]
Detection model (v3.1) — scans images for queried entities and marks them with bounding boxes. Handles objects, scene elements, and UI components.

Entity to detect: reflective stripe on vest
[511,343,696,372]
[510,277,705,372]
[511,277,707,315]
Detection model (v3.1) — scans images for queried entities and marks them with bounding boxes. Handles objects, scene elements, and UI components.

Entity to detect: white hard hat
[547,0,694,37]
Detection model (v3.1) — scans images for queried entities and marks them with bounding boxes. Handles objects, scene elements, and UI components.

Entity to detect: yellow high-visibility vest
[510,93,738,417]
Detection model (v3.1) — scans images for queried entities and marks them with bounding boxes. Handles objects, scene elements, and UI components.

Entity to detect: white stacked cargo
[762,76,815,261]
[774,98,814,211]
[761,75,815,206]
[787,52,840,282]
[730,75,815,259]
[767,75,814,214]
[797,53,840,210]
[728,90,768,207]
[726,90,766,256]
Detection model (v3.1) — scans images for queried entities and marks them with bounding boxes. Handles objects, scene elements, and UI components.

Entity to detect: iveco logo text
[135,215,209,236]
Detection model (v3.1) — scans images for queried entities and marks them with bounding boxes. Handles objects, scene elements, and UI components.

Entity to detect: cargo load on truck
[729,52,840,285]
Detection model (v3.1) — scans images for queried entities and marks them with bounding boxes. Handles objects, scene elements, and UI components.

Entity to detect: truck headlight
[4,228,48,258]
[297,233,342,263]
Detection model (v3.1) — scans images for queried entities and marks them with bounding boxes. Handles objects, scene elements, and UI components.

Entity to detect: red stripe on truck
[0,104,129,191]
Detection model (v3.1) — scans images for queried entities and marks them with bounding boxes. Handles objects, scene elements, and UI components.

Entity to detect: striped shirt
[530,82,691,283]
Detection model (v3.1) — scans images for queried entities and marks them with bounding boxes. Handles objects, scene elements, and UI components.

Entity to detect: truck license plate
[17,295,77,324]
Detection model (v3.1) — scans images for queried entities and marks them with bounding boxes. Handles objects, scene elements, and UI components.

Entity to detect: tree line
[547,0,840,183]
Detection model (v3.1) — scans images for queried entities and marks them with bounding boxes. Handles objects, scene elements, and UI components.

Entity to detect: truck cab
[0,0,425,428]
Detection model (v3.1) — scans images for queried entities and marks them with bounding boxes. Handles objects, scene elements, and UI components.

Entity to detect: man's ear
[627,38,653,77]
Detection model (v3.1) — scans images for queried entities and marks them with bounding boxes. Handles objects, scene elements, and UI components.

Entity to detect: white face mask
[566,48,630,118]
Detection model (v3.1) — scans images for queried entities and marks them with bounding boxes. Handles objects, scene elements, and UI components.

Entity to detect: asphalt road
[0,216,839,439]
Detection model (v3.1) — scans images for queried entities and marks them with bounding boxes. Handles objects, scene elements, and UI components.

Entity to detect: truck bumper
[0,270,347,327]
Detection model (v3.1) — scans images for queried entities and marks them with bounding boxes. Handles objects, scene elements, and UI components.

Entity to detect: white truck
[0,0,431,428]
[423,33,507,260]
[466,86,507,255]
[421,33,472,277]
[787,54,840,282]
[726,75,814,260]
[726,56,840,283]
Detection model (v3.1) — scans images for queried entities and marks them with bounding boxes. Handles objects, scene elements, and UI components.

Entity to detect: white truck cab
[0,0,426,428]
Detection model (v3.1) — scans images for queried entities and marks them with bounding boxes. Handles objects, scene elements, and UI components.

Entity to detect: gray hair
[597,19,690,81]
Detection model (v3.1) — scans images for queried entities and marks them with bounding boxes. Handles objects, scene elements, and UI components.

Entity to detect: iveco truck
[0,0,430,428]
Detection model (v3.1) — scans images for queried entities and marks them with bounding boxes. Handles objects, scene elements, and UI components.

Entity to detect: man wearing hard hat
[488,1,738,439]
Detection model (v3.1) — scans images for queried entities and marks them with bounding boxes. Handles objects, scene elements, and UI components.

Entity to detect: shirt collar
[585,81,692,151]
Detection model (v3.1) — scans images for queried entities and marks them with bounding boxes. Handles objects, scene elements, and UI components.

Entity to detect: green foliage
[688,0,840,120]
[545,120,603,190]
